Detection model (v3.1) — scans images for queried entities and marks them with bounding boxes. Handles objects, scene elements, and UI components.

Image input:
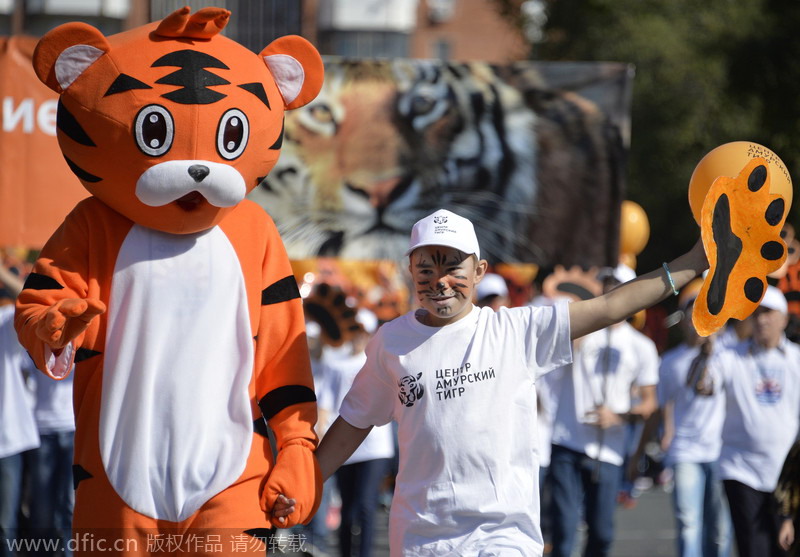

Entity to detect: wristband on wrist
[662,262,679,297]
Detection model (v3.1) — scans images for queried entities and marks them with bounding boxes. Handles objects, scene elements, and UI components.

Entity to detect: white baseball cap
[760,285,788,314]
[476,273,508,301]
[405,209,480,260]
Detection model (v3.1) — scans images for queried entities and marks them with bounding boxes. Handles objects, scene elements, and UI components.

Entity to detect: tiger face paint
[409,245,487,327]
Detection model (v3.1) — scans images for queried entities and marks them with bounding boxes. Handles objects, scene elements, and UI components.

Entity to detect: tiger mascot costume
[15,7,323,555]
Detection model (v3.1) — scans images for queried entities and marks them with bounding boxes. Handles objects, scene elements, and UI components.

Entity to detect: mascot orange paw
[260,441,322,528]
[35,298,106,349]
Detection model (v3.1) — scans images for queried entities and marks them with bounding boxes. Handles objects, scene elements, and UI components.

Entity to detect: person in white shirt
[0,267,39,557]
[302,208,707,556]
[716,317,753,349]
[28,371,76,557]
[712,286,800,557]
[549,264,660,557]
[475,273,510,311]
[320,308,395,557]
[657,278,731,557]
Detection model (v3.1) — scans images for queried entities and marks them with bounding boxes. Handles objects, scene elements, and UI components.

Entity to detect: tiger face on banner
[248,59,626,267]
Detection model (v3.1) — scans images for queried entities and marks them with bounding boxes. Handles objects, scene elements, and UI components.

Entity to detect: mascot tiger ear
[261,35,323,110]
[32,22,110,93]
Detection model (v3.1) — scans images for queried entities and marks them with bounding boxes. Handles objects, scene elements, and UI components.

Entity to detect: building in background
[308,0,529,61]
[0,0,146,35]
[1,0,530,62]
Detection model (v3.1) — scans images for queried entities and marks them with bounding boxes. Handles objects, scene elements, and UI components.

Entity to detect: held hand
[270,494,297,526]
[35,298,106,349]
[260,442,322,528]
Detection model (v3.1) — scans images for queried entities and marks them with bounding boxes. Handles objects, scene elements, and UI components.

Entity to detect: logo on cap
[433,216,448,224]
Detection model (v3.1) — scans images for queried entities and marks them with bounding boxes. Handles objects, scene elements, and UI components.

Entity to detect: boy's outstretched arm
[316,416,373,481]
[569,240,708,340]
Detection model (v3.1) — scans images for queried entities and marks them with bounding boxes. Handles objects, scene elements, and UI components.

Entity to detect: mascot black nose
[188,164,210,182]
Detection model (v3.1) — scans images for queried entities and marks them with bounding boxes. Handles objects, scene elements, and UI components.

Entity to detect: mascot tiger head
[32,6,323,234]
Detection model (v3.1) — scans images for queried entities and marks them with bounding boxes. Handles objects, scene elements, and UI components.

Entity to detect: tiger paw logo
[433,216,448,224]
[693,158,789,336]
[398,372,425,407]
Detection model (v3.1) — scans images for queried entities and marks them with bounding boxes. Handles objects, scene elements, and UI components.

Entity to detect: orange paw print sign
[688,142,793,336]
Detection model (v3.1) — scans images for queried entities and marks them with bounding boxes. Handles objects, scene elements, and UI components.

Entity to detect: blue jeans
[0,453,24,557]
[336,458,390,557]
[672,461,731,557]
[549,444,621,557]
[304,477,335,552]
[28,431,75,557]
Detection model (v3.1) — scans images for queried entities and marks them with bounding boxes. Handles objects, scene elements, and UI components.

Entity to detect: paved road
[290,486,682,557]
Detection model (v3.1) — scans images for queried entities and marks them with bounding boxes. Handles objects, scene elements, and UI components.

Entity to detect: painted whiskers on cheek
[453,279,468,289]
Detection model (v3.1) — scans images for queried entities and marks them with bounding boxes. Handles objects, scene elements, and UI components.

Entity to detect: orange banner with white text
[0,36,87,249]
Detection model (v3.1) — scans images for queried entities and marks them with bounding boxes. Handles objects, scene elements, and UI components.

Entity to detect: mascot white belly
[99,225,253,522]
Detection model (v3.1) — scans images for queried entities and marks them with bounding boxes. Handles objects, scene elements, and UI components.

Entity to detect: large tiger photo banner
[1,44,630,271]
[248,57,633,269]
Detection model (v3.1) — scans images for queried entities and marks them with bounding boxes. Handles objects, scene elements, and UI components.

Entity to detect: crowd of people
[2,205,800,557]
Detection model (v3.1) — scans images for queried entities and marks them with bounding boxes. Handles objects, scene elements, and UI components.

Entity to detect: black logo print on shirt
[398,372,425,407]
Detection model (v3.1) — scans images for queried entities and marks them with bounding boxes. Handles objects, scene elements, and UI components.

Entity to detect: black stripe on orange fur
[261,275,300,305]
[258,385,316,421]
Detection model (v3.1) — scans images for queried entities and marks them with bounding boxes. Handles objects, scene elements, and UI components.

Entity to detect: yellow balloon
[688,141,793,224]
[620,200,650,256]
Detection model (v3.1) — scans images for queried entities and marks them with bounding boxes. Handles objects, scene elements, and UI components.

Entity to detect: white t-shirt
[551,322,659,466]
[0,304,39,458]
[319,346,395,465]
[339,303,572,556]
[32,370,75,434]
[713,337,800,492]
[658,343,725,466]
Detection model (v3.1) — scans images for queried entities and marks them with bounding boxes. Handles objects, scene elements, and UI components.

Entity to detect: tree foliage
[494,0,800,273]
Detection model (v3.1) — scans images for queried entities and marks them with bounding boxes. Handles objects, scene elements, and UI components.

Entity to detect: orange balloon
[688,141,793,224]
[629,309,646,331]
[619,200,650,256]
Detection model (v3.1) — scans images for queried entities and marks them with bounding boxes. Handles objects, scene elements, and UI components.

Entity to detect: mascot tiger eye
[15,7,324,554]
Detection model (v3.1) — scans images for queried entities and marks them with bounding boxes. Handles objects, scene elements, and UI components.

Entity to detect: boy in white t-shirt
[291,208,707,556]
